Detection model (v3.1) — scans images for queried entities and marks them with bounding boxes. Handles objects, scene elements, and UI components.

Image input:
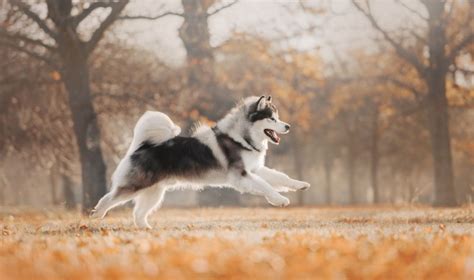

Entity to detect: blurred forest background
[0,0,472,211]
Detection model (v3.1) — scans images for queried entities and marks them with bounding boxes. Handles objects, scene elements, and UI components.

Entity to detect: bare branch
[394,0,427,21]
[409,29,427,44]
[446,0,472,48]
[448,33,474,62]
[0,76,60,86]
[0,40,57,68]
[352,0,427,77]
[119,11,183,20]
[444,0,456,22]
[9,0,57,40]
[382,77,424,97]
[269,23,322,43]
[0,29,56,51]
[86,0,129,54]
[207,0,239,17]
[73,2,113,27]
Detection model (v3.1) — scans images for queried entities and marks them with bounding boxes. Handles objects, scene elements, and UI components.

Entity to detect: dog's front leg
[256,166,310,191]
[229,171,290,207]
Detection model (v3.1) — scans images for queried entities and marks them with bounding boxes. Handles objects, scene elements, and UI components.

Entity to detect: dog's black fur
[248,96,277,122]
[213,129,248,175]
[127,137,220,191]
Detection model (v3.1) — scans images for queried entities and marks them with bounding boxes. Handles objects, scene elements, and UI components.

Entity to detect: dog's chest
[241,150,265,171]
[213,131,266,172]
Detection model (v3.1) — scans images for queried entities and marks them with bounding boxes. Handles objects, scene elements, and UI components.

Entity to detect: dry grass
[1,207,473,279]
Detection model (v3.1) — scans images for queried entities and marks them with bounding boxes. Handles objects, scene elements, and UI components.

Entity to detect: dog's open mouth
[264,129,280,144]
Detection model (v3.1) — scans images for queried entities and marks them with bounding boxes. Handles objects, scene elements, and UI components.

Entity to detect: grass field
[1,207,473,279]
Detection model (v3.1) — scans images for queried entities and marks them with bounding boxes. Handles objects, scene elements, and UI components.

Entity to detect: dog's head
[246,95,290,145]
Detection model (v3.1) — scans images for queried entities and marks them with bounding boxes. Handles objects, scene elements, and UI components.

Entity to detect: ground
[0,207,473,279]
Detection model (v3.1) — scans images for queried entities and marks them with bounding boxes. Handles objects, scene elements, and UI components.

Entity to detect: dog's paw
[299,181,311,190]
[89,208,100,219]
[90,208,107,219]
[137,224,152,230]
[134,219,152,229]
[267,195,290,207]
[292,180,310,191]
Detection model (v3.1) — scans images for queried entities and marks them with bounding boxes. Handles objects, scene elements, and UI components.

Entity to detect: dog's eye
[270,117,276,121]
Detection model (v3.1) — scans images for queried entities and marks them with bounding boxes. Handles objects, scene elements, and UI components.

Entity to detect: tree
[121,0,239,120]
[352,0,474,206]
[0,0,129,211]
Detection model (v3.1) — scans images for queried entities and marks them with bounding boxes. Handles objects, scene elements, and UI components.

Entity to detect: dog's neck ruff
[243,135,261,152]
[212,127,260,153]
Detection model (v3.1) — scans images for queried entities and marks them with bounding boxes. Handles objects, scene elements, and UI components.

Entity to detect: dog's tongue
[265,129,281,143]
[272,131,280,143]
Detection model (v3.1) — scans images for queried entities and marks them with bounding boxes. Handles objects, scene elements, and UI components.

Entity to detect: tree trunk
[427,78,456,206]
[347,136,356,204]
[62,174,76,209]
[50,166,58,205]
[370,106,380,203]
[292,135,305,205]
[408,180,415,203]
[179,0,214,89]
[0,172,6,205]
[62,56,107,212]
[390,177,397,204]
[323,148,333,205]
[425,2,457,206]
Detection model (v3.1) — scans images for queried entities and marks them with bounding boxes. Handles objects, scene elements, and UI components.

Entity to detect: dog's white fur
[92,97,310,228]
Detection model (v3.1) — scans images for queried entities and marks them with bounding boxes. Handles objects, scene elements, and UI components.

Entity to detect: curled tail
[126,111,181,156]
[112,111,181,189]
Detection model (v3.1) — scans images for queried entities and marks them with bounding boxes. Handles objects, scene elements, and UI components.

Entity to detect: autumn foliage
[1,207,473,280]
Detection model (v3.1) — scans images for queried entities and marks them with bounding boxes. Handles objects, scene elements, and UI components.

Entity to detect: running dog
[91,96,310,228]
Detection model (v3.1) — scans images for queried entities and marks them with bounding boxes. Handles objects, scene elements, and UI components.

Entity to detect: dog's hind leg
[91,189,135,219]
[133,185,167,229]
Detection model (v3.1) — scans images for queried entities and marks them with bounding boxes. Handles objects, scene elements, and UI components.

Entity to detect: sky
[112,0,421,67]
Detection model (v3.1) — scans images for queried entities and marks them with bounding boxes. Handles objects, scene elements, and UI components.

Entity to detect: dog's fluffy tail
[126,111,181,156]
[111,111,181,190]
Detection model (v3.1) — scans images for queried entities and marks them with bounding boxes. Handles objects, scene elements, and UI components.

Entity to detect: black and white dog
[92,96,310,228]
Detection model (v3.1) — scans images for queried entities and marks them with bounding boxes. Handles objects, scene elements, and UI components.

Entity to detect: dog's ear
[256,95,266,111]
[266,95,272,102]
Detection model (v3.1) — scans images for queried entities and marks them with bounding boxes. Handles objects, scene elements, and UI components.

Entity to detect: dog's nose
[285,124,290,131]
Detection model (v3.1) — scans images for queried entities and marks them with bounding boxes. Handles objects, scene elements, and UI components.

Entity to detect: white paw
[293,181,310,191]
[134,219,152,229]
[267,195,290,207]
[89,208,104,219]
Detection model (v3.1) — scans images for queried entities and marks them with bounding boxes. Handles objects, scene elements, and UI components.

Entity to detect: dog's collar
[243,136,261,153]
[212,127,260,152]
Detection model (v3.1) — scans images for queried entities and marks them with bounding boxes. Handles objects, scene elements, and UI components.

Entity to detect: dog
[91,95,310,228]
